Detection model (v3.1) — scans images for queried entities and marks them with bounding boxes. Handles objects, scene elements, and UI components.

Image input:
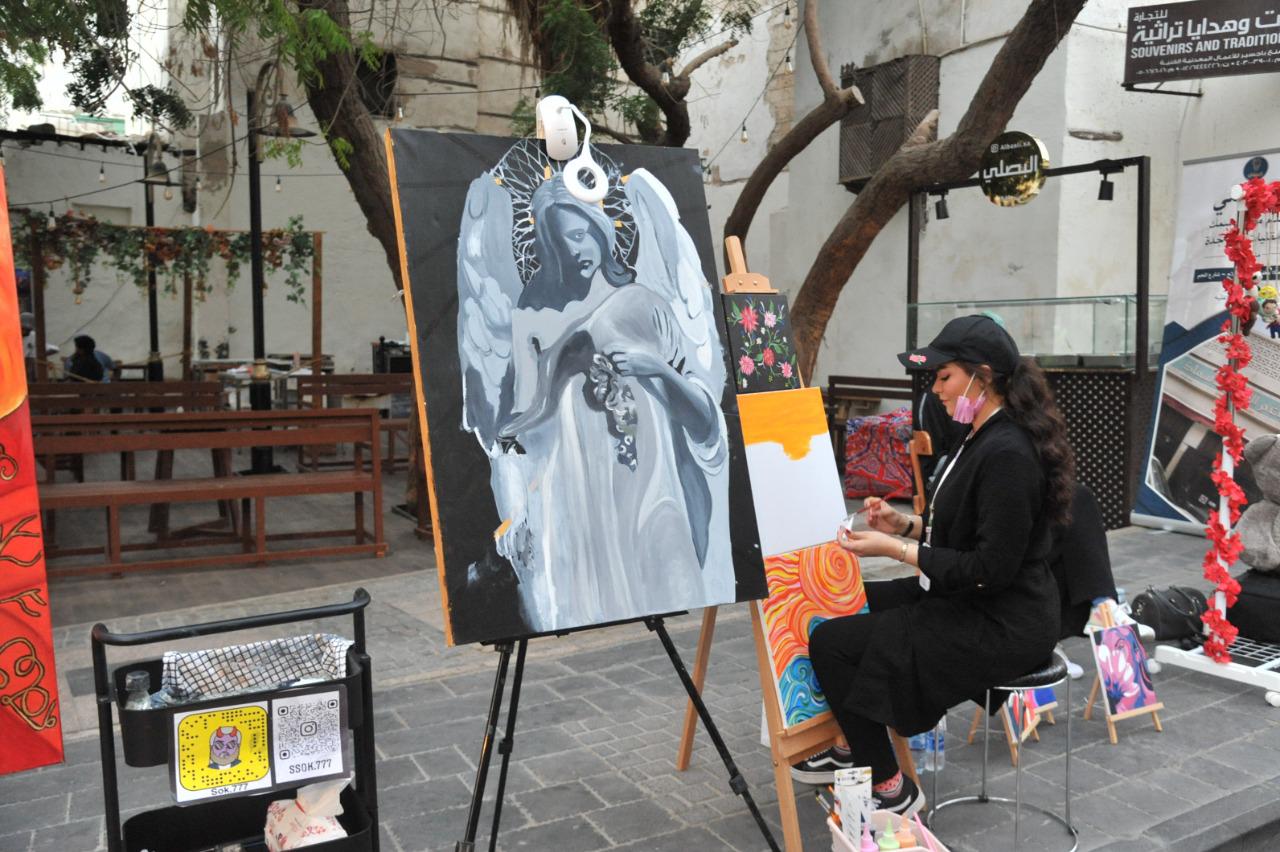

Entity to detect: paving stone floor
[2,452,1279,851]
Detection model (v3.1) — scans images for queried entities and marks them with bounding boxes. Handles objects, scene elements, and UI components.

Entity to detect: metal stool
[926,649,1078,851]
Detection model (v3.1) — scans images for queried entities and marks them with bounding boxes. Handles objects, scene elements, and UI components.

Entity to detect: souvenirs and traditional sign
[387,131,767,645]
[1125,0,1280,85]
[979,131,1049,207]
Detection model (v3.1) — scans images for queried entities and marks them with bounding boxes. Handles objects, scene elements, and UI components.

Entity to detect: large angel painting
[387,131,766,645]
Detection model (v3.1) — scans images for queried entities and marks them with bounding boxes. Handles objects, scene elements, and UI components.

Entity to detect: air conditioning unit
[839,55,940,189]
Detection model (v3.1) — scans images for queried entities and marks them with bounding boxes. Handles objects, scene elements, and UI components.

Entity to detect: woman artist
[806,314,1074,816]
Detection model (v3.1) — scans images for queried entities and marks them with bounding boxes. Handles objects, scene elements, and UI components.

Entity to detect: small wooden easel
[1083,605,1164,744]
[674,237,917,852]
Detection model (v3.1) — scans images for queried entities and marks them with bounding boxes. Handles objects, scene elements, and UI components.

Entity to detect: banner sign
[1135,150,1280,525]
[0,169,64,775]
[1125,0,1280,85]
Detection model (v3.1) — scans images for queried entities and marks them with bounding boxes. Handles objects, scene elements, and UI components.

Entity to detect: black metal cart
[91,589,379,852]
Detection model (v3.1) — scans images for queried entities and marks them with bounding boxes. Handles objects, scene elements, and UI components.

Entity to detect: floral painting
[1092,624,1159,716]
[723,293,802,393]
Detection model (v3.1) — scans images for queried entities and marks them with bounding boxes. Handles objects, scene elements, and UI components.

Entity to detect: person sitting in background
[65,335,105,382]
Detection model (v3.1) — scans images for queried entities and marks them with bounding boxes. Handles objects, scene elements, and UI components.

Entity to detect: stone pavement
[2,462,1279,851]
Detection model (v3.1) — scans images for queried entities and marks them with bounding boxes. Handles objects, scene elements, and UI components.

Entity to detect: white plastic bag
[264,775,351,851]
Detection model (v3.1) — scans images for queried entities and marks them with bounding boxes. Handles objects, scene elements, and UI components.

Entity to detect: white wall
[764,0,1280,386]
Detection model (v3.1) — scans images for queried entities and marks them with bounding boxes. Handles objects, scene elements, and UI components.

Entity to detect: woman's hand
[606,348,669,379]
[863,496,905,535]
[836,528,900,559]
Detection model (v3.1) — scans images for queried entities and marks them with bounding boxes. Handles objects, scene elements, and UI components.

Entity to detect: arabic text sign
[1126,0,1280,84]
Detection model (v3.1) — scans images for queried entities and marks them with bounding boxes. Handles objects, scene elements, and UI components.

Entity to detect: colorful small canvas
[759,541,868,727]
[1091,624,1159,716]
[1005,689,1041,744]
[723,293,802,393]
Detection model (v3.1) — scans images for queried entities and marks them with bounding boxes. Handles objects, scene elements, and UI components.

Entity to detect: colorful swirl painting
[760,541,868,727]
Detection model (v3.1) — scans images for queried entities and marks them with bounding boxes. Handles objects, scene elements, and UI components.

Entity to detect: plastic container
[908,734,927,772]
[924,718,946,772]
[828,812,949,852]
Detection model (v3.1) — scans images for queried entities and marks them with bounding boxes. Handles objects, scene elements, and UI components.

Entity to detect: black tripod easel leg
[488,639,528,852]
[646,617,781,852]
[456,641,514,852]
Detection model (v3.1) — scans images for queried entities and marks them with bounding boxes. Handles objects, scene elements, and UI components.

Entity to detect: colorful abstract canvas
[0,177,64,775]
[723,293,801,393]
[1091,624,1159,717]
[738,387,848,557]
[387,131,765,645]
[759,542,868,727]
[1004,689,1041,744]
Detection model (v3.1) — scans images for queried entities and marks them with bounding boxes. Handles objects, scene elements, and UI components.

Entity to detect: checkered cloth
[159,634,352,704]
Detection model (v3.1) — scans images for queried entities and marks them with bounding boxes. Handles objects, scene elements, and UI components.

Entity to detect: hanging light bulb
[275,175,283,193]
[163,185,174,201]
[195,174,203,192]
[47,206,57,229]
[740,122,748,143]
[396,101,404,121]
[661,64,671,85]
[99,163,107,183]
[786,53,793,73]
[783,4,792,29]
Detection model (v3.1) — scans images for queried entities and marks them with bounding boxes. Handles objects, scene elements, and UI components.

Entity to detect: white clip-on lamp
[535,95,607,205]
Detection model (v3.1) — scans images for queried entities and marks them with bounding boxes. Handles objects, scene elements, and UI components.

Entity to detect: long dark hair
[960,357,1075,526]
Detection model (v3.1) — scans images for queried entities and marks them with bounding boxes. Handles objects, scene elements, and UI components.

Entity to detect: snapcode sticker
[172,702,273,803]
[271,689,346,783]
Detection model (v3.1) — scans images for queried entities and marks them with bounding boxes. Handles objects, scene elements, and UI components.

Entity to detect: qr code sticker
[271,690,345,782]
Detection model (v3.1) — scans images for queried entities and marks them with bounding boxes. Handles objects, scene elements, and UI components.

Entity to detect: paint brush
[851,484,912,516]
[814,790,839,827]
[913,814,938,852]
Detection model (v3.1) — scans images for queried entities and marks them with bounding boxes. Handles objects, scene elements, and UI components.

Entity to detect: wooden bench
[295,373,413,473]
[824,375,914,461]
[28,380,224,415]
[33,409,386,577]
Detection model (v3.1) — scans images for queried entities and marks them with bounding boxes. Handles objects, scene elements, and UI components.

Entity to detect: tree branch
[723,0,862,257]
[789,0,1088,382]
[600,0,691,146]
[595,122,636,144]
[678,38,737,78]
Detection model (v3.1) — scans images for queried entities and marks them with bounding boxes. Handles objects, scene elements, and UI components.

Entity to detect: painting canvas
[723,293,801,393]
[759,542,867,727]
[1091,624,1159,717]
[1004,689,1041,744]
[738,387,847,557]
[387,130,766,645]
[0,181,64,774]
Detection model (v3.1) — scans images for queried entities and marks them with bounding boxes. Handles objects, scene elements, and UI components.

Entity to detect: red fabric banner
[0,171,64,775]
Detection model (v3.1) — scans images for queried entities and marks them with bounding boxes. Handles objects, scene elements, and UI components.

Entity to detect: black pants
[810,578,922,784]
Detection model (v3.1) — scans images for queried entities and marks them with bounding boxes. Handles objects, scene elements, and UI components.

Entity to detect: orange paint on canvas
[737,387,827,460]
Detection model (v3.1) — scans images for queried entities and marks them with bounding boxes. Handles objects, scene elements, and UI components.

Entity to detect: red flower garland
[1205,177,1280,662]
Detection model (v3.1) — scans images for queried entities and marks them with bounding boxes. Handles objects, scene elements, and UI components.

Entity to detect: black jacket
[844,409,1061,734]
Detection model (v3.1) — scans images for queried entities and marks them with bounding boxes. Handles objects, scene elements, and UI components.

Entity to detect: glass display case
[908,295,1168,368]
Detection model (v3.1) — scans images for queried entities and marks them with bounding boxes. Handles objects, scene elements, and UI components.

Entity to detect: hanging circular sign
[979,131,1049,207]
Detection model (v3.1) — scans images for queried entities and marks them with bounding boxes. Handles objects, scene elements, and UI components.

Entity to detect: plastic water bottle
[124,670,151,710]
[933,717,946,771]
[908,733,927,773]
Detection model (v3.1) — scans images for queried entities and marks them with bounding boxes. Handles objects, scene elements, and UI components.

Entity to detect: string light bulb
[47,206,56,229]
[396,102,404,121]
[740,123,748,144]
[99,163,106,183]
[163,185,174,201]
[195,174,203,192]
[275,175,282,193]
[784,4,792,29]
[786,53,793,73]
[662,69,670,85]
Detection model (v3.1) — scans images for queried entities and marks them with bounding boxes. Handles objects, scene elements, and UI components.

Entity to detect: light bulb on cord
[47,206,56,229]
[163,185,174,201]
[275,175,282,193]
[786,53,793,73]
[661,65,670,85]
[783,4,792,29]
[99,163,106,183]
[195,175,203,192]
[396,102,404,121]
[740,123,748,143]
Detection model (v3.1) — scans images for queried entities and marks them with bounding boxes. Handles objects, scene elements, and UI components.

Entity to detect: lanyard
[923,408,1001,547]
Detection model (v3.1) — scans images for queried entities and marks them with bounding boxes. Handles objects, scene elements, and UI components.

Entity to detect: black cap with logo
[897,314,1020,374]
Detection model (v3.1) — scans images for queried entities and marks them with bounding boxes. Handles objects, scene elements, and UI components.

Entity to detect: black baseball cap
[897,314,1020,374]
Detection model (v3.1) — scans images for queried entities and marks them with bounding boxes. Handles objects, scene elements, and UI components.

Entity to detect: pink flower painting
[723,294,801,394]
[1092,625,1158,716]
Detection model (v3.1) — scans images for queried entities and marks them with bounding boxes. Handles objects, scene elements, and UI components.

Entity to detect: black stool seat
[999,657,1069,690]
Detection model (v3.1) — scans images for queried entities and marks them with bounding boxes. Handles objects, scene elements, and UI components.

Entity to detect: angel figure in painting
[456,142,733,633]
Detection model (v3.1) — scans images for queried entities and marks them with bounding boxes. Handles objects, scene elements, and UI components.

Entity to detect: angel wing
[457,175,522,455]
[623,169,726,394]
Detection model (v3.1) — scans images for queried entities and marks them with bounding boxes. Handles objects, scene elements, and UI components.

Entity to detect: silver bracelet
[899,542,909,563]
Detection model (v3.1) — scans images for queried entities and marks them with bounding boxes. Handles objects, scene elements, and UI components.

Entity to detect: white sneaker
[1066,659,1084,679]
[1085,599,1156,642]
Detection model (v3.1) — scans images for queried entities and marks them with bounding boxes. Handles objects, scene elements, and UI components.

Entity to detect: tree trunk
[296,0,403,291]
[791,0,1089,381]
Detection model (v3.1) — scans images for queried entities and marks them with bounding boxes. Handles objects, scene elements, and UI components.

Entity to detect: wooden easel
[674,237,917,852]
[964,691,1056,767]
[1082,605,1164,744]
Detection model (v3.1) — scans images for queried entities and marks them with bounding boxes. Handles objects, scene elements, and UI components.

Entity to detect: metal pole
[247,84,274,472]
[1135,156,1151,376]
[143,143,164,381]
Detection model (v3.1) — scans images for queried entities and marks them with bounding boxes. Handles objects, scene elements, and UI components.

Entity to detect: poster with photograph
[1136,149,1280,524]
[387,130,767,645]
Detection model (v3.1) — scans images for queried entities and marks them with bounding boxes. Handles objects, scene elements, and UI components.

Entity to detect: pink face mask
[952,375,986,425]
